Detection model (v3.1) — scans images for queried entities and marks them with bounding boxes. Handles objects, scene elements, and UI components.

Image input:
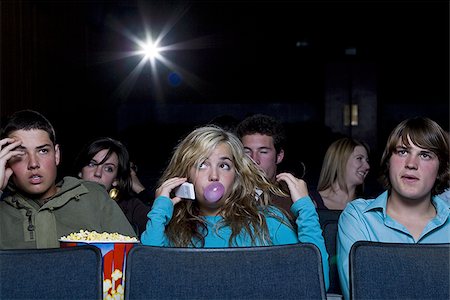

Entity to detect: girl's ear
[78,172,82,178]
[112,180,118,187]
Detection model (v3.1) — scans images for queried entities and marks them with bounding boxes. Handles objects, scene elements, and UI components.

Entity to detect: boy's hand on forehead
[0,138,24,155]
[1,137,20,149]
[0,138,25,190]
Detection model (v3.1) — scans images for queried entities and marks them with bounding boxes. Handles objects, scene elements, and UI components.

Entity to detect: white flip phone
[174,182,195,200]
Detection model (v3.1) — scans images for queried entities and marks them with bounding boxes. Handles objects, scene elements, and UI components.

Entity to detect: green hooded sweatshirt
[0,176,137,249]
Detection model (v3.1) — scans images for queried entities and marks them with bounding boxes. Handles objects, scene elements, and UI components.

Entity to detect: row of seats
[0,241,448,299]
[0,244,326,300]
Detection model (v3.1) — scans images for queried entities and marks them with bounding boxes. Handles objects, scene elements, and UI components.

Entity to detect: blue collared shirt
[337,191,450,300]
[439,188,450,203]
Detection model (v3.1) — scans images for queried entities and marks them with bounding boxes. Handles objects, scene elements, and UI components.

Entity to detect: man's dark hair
[1,110,56,144]
[235,114,286,153]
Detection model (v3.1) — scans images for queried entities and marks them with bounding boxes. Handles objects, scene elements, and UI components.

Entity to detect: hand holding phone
[174,182,195,200]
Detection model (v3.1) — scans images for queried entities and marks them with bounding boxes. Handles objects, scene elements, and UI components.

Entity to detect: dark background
[1,0,448,196]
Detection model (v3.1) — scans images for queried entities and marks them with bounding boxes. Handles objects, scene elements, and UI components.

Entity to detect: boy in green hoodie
[0,109,136,249]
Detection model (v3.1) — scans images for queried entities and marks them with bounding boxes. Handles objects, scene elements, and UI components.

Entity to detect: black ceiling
[76,0,447,104]
[10,0,448,107]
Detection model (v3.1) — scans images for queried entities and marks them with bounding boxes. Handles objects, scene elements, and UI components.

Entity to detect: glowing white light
[103,4,215,101]
[142,41,160,60]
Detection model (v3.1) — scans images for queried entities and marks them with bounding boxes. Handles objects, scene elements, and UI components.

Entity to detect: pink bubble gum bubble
[203,182,225,203]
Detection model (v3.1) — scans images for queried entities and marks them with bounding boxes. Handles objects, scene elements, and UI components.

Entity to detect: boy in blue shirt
[337,117,450,300]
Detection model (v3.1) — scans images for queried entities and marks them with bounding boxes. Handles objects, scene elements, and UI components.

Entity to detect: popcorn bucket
[60,241,138,299]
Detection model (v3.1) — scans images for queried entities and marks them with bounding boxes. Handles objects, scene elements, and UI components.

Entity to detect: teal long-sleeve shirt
[141,195,330,290]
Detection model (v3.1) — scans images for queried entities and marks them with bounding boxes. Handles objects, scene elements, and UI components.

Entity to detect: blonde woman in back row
[310,137,370,210]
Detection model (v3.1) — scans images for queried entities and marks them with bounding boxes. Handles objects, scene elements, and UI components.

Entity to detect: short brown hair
[379,117,449,195]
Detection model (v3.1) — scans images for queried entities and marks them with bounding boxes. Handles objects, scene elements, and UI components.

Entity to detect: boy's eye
[419,152,432,160]
[396,149,407,156]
